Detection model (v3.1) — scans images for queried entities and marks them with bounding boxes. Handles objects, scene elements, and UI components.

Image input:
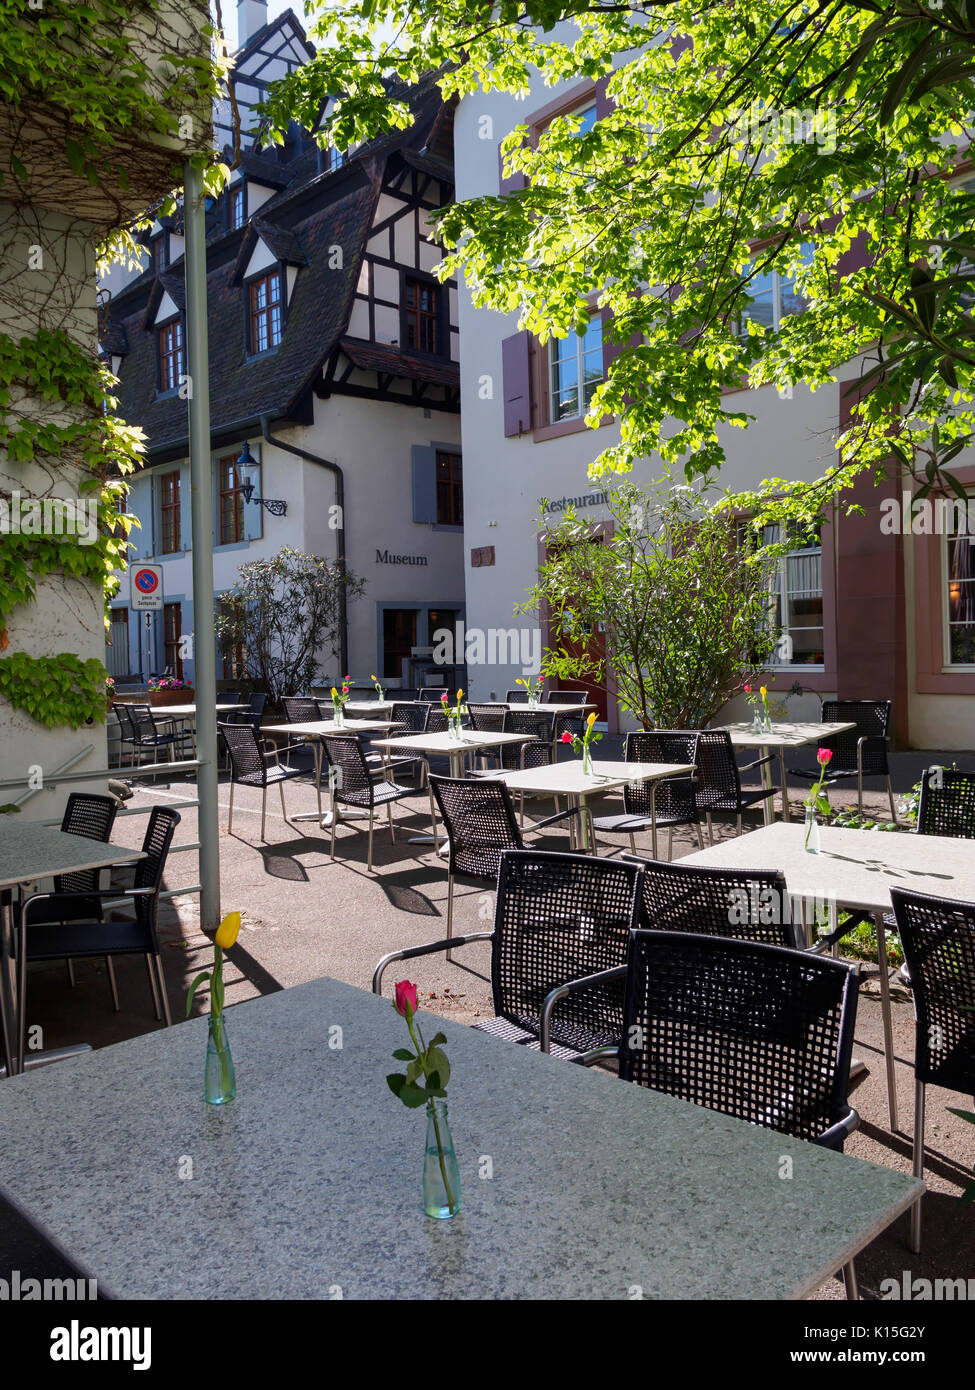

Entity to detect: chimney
[237,0,268,48]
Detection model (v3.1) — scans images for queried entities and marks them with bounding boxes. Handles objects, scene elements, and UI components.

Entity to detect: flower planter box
[149,688,194,707]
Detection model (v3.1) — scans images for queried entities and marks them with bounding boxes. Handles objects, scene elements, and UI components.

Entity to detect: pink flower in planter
[817,747,833,765]
[560,731,573,744]
[394,980,418,1019]
[440,692,448,703]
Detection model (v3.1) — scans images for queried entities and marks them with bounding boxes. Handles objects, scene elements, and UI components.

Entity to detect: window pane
[551,356,579,420]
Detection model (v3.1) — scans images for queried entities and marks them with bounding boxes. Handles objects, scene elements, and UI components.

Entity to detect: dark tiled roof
[234,149,292,188]
[230,219,307,283]
[115,183,379,455]
[338,338,460,386]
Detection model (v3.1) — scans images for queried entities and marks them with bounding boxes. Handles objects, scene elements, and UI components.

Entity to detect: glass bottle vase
[803,805,821,855]
[333,704,344,728]
[582,742,593,775]
[423,1099,461,1219]
[205,1013,236,1105]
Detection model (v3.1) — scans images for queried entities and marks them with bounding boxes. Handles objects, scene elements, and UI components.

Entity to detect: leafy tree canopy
[264,1,975,530]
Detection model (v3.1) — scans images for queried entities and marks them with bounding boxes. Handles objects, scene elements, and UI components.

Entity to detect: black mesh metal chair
[116,703,188,767]
[695,728,778,840]
[220,690,242,705]
[889,887,975,1254]
[20,806,182,1029]
[505,687,529,703]
[428,774,580,950]
[621,856,807,948]
[917,768,975,838]
[320,734,416,872]
[592,731,701,859]
[221,720,311,842]
[419,687,448,700]
[790,699,895,820]
[546,689,589,744]
[374,848,644,1058]
[546,929,862,1294]
[282,696,319,724]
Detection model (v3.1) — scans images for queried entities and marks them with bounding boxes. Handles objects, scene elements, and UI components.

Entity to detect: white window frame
[549,316,604,423]
[764,525,825,671]
[941,501,975,670]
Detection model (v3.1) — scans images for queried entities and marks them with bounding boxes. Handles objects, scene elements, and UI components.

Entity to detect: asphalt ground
[3,739,974,1300]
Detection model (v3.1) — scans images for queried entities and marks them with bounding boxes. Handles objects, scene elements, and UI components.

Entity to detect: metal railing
[0,746,204,905]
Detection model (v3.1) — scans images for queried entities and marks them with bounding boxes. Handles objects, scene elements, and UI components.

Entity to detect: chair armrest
[573,1045,622,1067]
[20,885,154,924]
[856,734,889,772]
[524,805,581,833]
[540,964,628,1054]
[739,752,777,773]
[815,1106,859,1149]
[372,932,494,995]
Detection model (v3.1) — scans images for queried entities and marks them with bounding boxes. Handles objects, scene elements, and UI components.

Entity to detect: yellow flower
[371,674,378,682]
[457,688,463,700]
[760,685,767,697]
[587,711,597,727]
[331,686,338,697]
[215,911,241,950]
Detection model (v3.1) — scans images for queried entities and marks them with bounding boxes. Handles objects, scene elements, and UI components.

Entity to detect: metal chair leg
[387,801,395,843]
[367,810,374,873]
[66,959,76,987]
[279,778,288,824]
[887,776,898,824]
[145,952,162,1020]
[154,953,172,1027]
[105,955,120,1012]
[330,803,338,859]
[909,1079,925,1253]
[261,785,267,842]
[706,812,714,845]
[628,832,636,855]
[694,820,705,849]
[667,826,674,861]
[735,812,743,836]
[842,1261,859,1300]
[446,872,454,963]
[228,779,235,833]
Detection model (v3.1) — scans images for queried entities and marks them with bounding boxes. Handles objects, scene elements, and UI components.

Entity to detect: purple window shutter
[498,138,527,195]
[595,75,614,120]
[501,331,532,436]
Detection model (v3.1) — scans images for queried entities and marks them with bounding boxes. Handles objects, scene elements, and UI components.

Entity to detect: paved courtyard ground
[5,740,974,1299]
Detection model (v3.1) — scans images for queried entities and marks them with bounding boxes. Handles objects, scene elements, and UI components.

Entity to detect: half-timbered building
[102,1,463,690]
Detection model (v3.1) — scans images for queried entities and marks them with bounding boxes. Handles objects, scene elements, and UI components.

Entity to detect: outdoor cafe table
[0,974,921,1299]
[682,820,975,1133]
[497,758,696,855]
[369,730,537,848]
[717,721,856,824]
[261,718,403,830]
[0,823,144,1077]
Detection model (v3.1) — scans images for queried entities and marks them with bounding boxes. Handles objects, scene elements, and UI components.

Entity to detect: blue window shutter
[411,445,437,523]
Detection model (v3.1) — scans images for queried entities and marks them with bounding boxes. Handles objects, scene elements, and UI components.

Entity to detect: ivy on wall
[0,0,229,730]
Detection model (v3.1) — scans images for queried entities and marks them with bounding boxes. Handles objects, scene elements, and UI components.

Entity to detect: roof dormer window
[249,270,283,354]
[158,319,184,392]
[231,185,246,231]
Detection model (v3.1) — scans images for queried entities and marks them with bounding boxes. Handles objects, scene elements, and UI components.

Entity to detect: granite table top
[0,974,921,1300]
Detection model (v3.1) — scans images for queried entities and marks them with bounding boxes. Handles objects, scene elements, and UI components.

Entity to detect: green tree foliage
[262,1,975,534]
[518,483,778,728]
[213,547,365,706]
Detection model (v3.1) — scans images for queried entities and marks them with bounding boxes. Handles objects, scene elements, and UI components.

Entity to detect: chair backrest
[621,854,802,948]
[544,690,589,705]
[467,702,506,734]
[916,769,975,840]
[128,703,165,742]
[890,888,975,1091]
[501,708,554,769]
[820,700,891,775]
[132,805,180,931]
[220,721,266,786]
[692,729,742,809]
[618,930,860,1145]
[247,692,267,716]
[419,687,447,700]
[321,736,375,807]
[390,701,429,735]
[429,775,522,878]
[425,705,448,733]
[493,849,644,1052]
[505,688,529,703]
[282,696,318,724]
[57,793,119,895]
[622,730,698,820]
[221,691,241,705]
[114,704,135,739]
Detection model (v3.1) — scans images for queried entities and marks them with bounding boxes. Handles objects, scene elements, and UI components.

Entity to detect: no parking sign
[130,563,163,611]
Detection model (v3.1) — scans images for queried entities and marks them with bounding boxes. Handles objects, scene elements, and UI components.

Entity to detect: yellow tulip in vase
[186,911,241,1105]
